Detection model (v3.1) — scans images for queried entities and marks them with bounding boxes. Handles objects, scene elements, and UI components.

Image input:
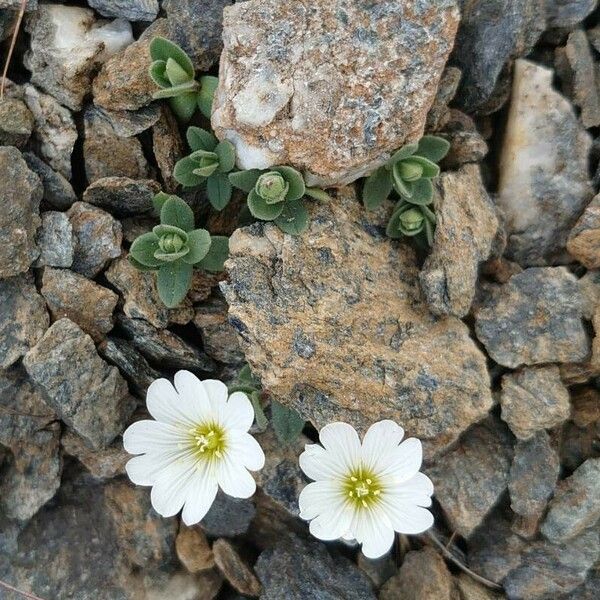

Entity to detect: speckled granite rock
[420,164,499,317]
[200,492,255,538]
[212,0,460,186]
[223,189,493,453]
[23,152,77,210]
[567,194,600,269]
[474,267,589,368]
[560,304,600,384]
[176,525,214,573]
[34,211,73,268]
[546,0,598,28]
[83,177,159,217]
[213,539,261,597]
[496,59,593,266]
[88,0,159,21]
[152,106,185,193]
[0,97,33,147]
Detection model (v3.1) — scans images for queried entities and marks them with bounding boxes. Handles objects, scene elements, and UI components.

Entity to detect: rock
[420,164,499,318]
[0,423,61,521]
[356,553,396,590]
[176,525,215,573]
[98,337,161,397]
[455,573,503,600]
[188,269,225,303]
[541,458,600,543]
[255,535,376,600]
[500,366,570,439]
[439,127,489,170]
[0,274,49,369]
[379,547,453,600]
[140,569,223,600]
[23,152,77,210]
[200,492,255,538]
[88,0,159,21]
[41,267,118,341]
[427,417,514,539]
[121,214,156,244]
[34,211,73,268]
[93,18,168,112]
[566,565,600,600]
[23,84,77,179]
[509,431,560,521]
[83,106,150,182]
[213,539,261,597]
[23,318,135,449]
[61,430,128,479]
[560,417,600,473]
[496,59,593,266]
[106,258,194,328]
[212,0,460,187]
[83,177,159,217]
[571,387,600,428]
[0,97,33,147]
[223,188,493,453]
[426,65,462,132]
[0,146,42,277]
[93,104,161,137]
[474,267,590,368]
[567,194,600,268]
[68,202,123,278]
[25,5,133,111]
[560,304,600,384]
[152,106,185,193]
[452,0,545,114]
[546,0,598,29]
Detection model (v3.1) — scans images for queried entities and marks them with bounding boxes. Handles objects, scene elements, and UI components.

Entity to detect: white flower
[123,370,265,525]
[298,420,434,559]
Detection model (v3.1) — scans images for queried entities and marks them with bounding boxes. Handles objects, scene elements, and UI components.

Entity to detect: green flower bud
[255,172,289,204]
[159,233,185,254]
[399,208,424,232]
[397,159,423,182]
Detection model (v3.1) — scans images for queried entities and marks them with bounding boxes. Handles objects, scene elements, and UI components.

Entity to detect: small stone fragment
[23,318,135,449]
[200,492,255,538]
[571,387,600,428]
[94,104,161,137]
[152,106,185,193]
[83,177,159,217]
[61,430,128,479]
[546,0,598,29]
[560,304,600,384]
[455,573,503,600]
[213,539,261,597]
[88,0,159,21]
[176,525,215,573]
[0,97,33,147]
[34,211,73,268]
[426,66,462,132]
[567,194,600,268]
[23,152,77,210]
[356,553,396,590]
[68,202,123,278]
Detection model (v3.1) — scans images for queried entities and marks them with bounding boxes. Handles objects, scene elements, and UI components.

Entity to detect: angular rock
[439,126,489,170]
[25,5,133,110]
[139,569,223,600]
[474,267,589,368]
[0,274,49,369]
[546,0,598,29]
[212,0,460,186]
[213,539,261,597]
[567,194,600,269]
[420,164,499,317]
[68,202,123,278]
[0,146,42,277]
[223,189,494,452]
[426,65,462,132]
[152,106,185,193]
[501,366,570,440]
[496,59,593,266]
[560,304,600,384]
[34,211,73,268]
[88,0,159,21]
[41,267,118,341]
[356,553,396,590]
[176,525,215,573]
[541,458,600,543]
[23,318,135,449]
[255,535,376,600]
[83,177,159,217]
[61,430,128,479]
[560,417,600,473]
[571,387,600,428]
[427,417,514,539]
[200,492,255,538]
[455,573,503,600]
[93,104,161,137]
[0,97,33,147]
[23,152,77,210]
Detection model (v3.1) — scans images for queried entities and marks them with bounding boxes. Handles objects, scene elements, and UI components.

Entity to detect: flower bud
[399,208,424,232]
[396,159,423,182]
[159,233,185,254]
[255,172,289,204]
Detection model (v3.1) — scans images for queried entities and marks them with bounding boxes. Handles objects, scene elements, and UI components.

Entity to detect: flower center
[189,423,226,460]
[343,469,382,509]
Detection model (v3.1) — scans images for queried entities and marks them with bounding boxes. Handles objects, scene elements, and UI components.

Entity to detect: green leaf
[391,166,414,198]
[304,187,330,202]
[153,223,188,240]
[247,189,285,221]
[160,196,195,231]
[128,255,159,271]
[148,60,169,88]
[229,169,262,192]
[215,140,236,173]
[415,135,450,163]
[168,93,199,123]
[149,37,195,79]
[271,400,304,445]
[238,364,260,387]
[275,200,309,236]
[363,167,392,210]
[130,232,162,267]
[407,155,440,179]
[165,57,191,86]
[387,143,418,167]
[154,247,190,262]
[182,228,212,264]
[405,178,434,206]
[152,80,199,99]
[174,156,206,187]
[197,236,229,272]
[273,165,305,201]
[207,173,232,210]
[424,218,435,246]
[386,207,406,240]
[156,260,193,308]
[186,126,217,152]
[198,75,219,119]
[250,391,268,432]
[153,192,172,214]
[422,204,437,224]
[192,164,218,178]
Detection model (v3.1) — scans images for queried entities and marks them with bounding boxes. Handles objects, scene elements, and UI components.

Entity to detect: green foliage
[228,364,268,432]
[361,135,449,247]
[129,193,229,308]
[271,400,305,445]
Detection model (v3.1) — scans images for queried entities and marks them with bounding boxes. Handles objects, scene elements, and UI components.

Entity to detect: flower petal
[378,437,423,483]
[123,420,183,455]
[379,499,434,535]
[299,443,348,481]
[181,464,218,525]
[125,449,187,486]
[299,480,345,520]
[227,432,265,471]
[361,420,404,472]
[173,370,213,420]
[146,378,196,427]
[150,456,197,518]
[217,458,256,498]
[223,391,255,431]
[354,508,395,559]
[202,379,229,422]
[383,472,434,507]
[308,503,354,541]
[318,422,361,473]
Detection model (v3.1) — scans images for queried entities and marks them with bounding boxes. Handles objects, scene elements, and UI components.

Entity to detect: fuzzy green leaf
[386,207,407,239]
[182,228,211,264]
[160,196,195,231]
[130,232,162,267]
[207,173,232,210]
[153,223,188,240]
[174,156,206,187]
[247,189,285,221]
[128,255,159,271]
[192,164,219,177]
[196,236,229,272]
[424,218,435,246]
[186,126,217,152]
[391,166,414,198]
[415,135,450,163]
[271,400,304,445]
[148,60,170,88]
[215,140,236,173]
[156,260,193,308]
[405,178,434,206]
[229,169,262,193]
[149,37,194,79]
[154,247,190,262]
[165,57,191,86]
[153,192,172,214]
[363,167,392,210]
[250,391,268,432]
[407,155,440,179]
[273,165,305,201]
[274,200,309,236]
[198,75,219,119]
[387,143,419,167]
[152,80,198,99]
[168,93,199,123]
[304,187,330,202]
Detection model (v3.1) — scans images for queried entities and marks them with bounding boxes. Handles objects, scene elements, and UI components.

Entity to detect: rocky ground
[1,0,600,599]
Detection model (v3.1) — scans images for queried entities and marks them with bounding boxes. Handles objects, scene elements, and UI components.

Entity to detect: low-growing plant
[128,193,229,308]
[148,37,218,122]
[362,135,450,246]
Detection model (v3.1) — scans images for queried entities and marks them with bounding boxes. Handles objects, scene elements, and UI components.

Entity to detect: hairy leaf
[304,187,330,202]
[363,167,392,210]
[274,200,309,236]
[148,60,169,88]
[182,229,211,265]
[197,235,229,272]
[156,260,193,308]
[129,232,162,268]
[250,391,269,432]
[408,155,440,179]
[229,169,262,192]
[215,140,236,173]
[198,75,219,119]
[387,143,418,167]
[248,189,285,221]
[415,135,450,163]
[128,255,159,272]
[271,401,305,445]
[405,178,434,206]
[165,57,191,86]
[186,126,217,152]
[154,247,190,262]
[152,80,198,99]
[273,165,305,201]
[168,93,199,123]
[149,37,194,79]
[207,173,232,210]
[174,156,206,187]
[160,196,195,231]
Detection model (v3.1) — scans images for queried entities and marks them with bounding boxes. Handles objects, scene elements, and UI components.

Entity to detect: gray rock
[564,564,600,600]
[356,553,396,590]
[41,267,118,342]
[34,211,73,268]
[420,164,499,318]
[567,194,600,269]
[541,458,600,543]
[425,65,462,132]
[23,152,77,210]
[68,202,123,278]
[255,534,376,600]
[0,97,33,147]
[0,146,42,277]
[474,267,590,368]
[152,105,185,193]
[0,0,37,7]
[0,274,49,369]
[200,493,255,538]
[83,177,159,217]
[213,538,261,597]
[509,431,560,520]
[546,0,598,29]
[88,0,159,21]
[23,318,135,449]
[92,104,161,137]
[427,417,514,539]
[439,123,489,170]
